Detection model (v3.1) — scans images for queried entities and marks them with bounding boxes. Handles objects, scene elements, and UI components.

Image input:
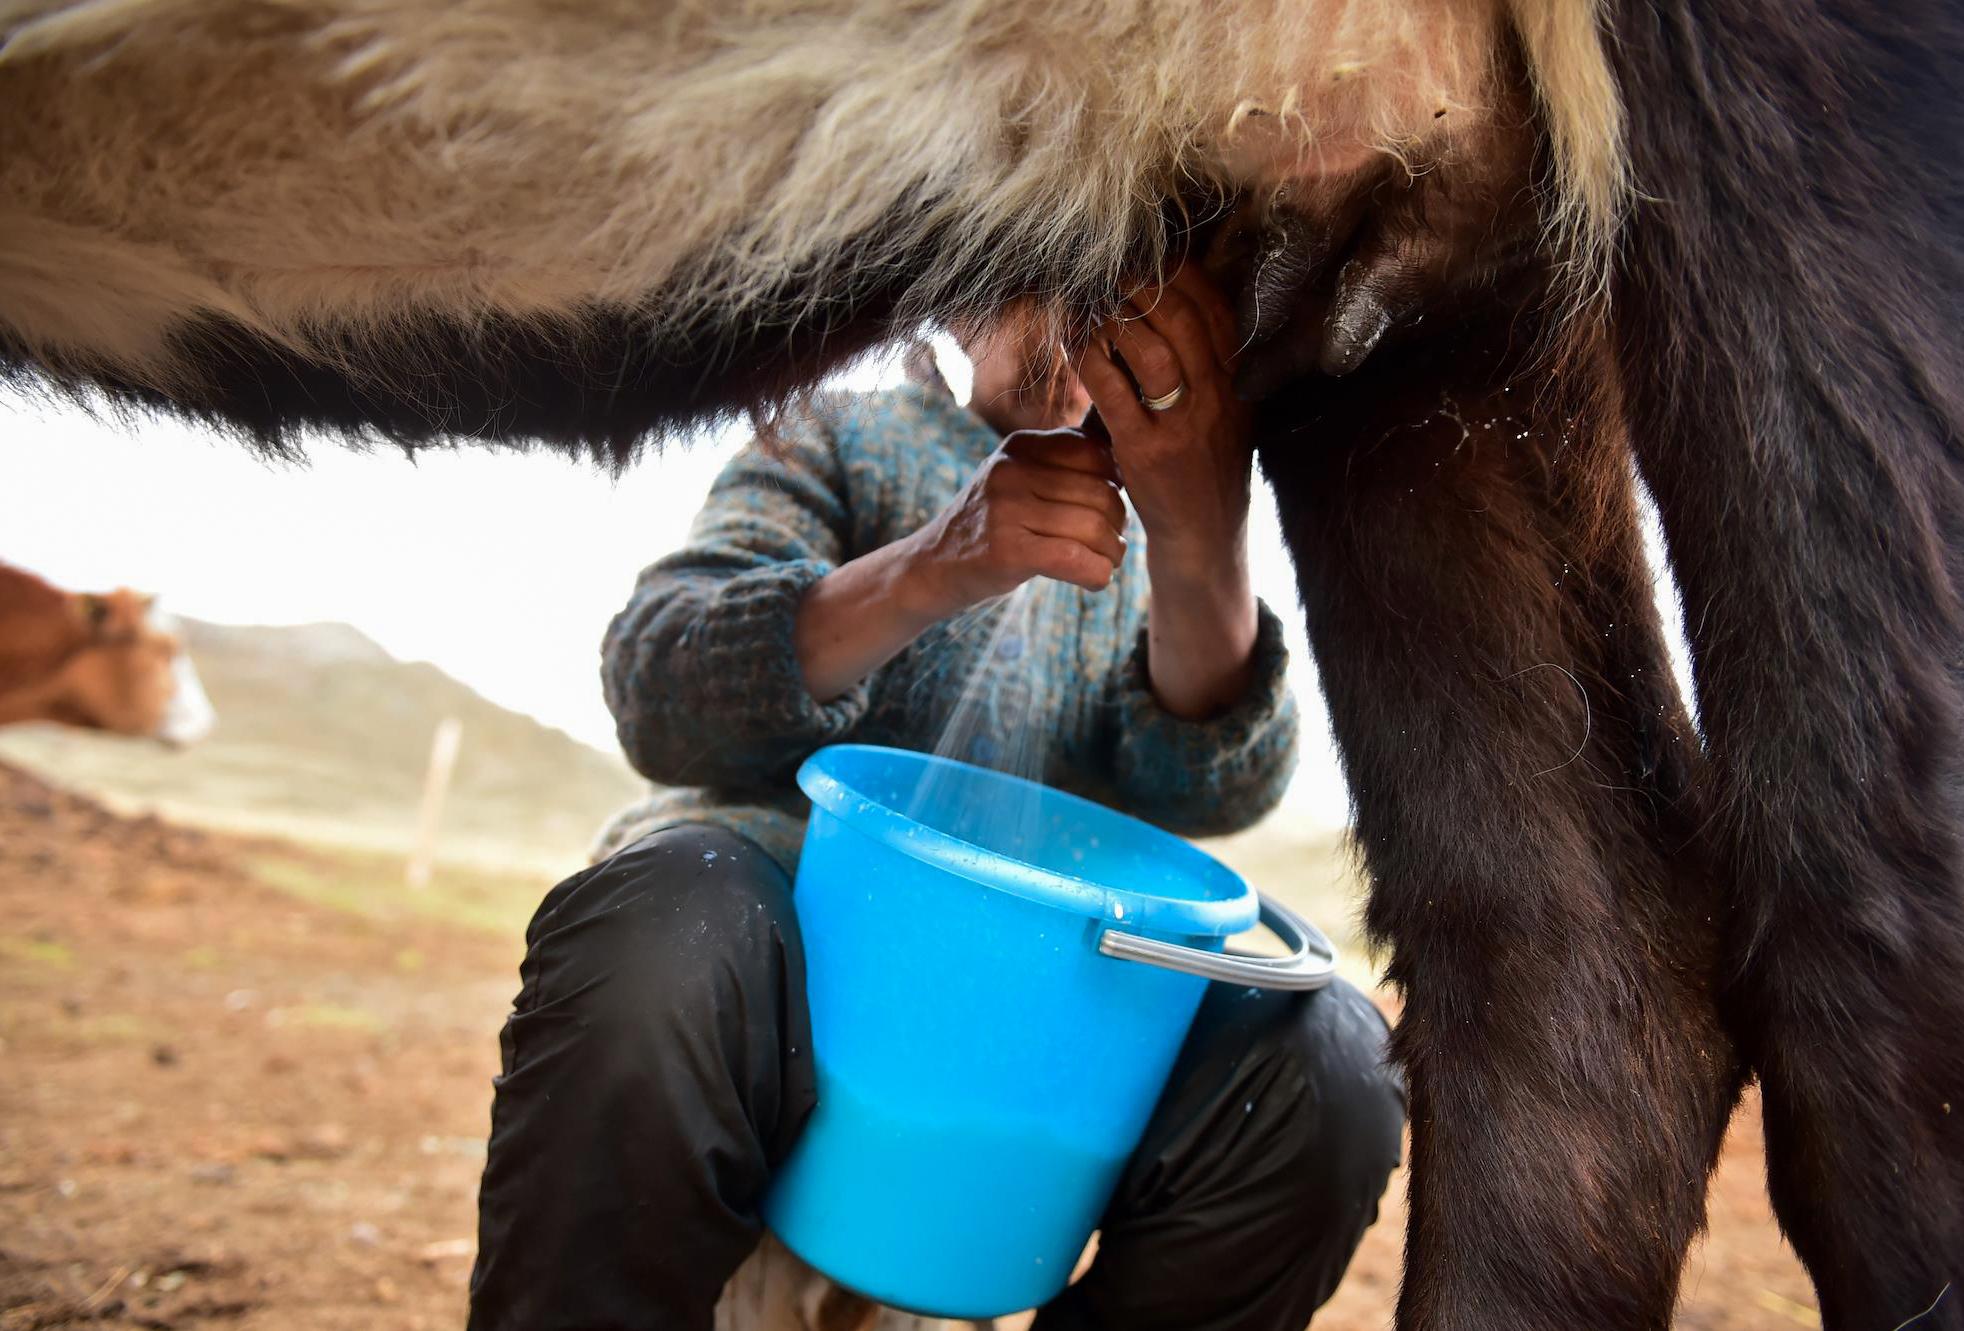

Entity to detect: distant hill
[0,619,645,875]
[1,617,1382,979]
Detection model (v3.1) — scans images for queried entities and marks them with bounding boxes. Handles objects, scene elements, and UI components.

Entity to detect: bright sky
[1,341,1378,831]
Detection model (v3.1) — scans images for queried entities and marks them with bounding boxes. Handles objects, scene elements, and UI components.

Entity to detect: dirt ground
[0,762,1817,1330]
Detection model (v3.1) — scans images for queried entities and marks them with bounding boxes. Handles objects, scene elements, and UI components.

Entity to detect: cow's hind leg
[1627,316,1964,1325]
[1605,3,1964,1320]
[1258,323,1744,1328]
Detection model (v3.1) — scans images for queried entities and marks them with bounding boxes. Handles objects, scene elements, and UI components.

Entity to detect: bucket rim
[797,743,1256,938]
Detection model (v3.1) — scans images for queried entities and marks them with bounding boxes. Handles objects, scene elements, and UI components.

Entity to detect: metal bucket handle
[1098,891,1337,991]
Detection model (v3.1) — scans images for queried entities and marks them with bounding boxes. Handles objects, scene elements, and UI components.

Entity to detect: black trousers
[471,826,1405,1331]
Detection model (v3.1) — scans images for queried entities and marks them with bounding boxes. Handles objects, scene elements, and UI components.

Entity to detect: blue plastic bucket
[762,744,1334,1318]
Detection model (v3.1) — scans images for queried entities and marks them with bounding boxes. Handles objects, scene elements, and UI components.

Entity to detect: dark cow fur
[1606,2,1964,1320]
[1247,4,1964,1322]
[1249,288,1741,1321]
[1257,2,1964,1322]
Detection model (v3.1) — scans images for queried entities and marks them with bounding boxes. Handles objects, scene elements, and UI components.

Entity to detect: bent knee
[1270,980,1406,1181]
[520,825,797,1030]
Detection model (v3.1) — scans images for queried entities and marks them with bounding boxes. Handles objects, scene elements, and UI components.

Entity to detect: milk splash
[904,577,1063,860]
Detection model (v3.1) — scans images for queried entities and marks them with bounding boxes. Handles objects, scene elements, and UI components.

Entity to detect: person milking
[469,263,1406,1331]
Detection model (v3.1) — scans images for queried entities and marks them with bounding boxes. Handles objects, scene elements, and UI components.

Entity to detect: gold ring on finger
[1140,382,1187,412]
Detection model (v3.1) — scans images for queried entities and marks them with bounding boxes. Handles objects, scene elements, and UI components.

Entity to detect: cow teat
[1202,71,1549,406]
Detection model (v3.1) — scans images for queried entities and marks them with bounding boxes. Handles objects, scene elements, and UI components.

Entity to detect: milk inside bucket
[762,744,1336,1318]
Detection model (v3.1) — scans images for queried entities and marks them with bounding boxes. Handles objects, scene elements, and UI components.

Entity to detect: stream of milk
[904,577,1061,859]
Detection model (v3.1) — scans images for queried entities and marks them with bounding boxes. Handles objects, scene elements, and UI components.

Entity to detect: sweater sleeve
[601,419,870,789]
[1101,599,1301,838]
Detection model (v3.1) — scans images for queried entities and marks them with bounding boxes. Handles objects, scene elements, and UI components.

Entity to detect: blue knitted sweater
[592,375,1300,872]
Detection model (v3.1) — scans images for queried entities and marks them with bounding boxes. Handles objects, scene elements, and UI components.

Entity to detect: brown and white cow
[0,562,215,745]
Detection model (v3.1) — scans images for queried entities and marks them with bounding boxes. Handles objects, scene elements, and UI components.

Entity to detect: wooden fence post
[406,717,463,889]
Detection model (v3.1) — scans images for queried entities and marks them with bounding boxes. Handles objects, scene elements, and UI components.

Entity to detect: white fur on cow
[0,0,1617,451]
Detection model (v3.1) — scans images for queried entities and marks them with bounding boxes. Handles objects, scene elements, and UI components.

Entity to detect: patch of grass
[76,1012,166,1043]
[245,843,544,941]
[0,936,76,970]
[5,1005,172,1047]
[1753,1289,1821,1327]
[279,1002,385,1034]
